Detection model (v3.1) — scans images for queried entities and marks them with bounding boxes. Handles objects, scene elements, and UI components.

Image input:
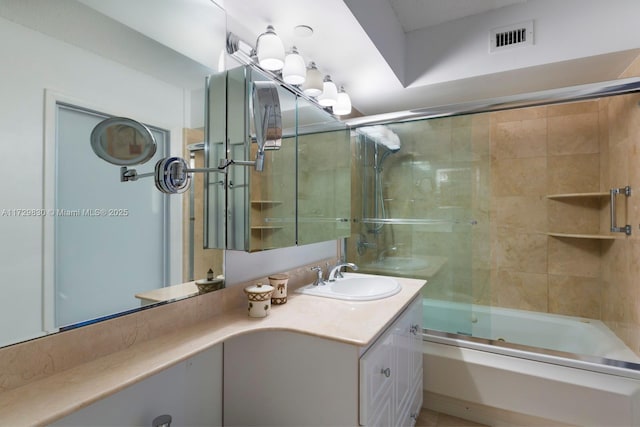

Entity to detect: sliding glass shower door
[347,114,491,337]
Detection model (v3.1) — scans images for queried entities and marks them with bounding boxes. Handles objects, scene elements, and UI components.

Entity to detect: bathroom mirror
[0,0,227,349]
[205,66,351,252]
[90,117,157,166]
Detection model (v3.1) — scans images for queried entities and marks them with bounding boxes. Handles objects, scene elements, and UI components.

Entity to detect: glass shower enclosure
[347,77,640,372]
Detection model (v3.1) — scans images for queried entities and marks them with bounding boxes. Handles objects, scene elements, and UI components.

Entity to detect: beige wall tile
[548,237,601,278]
[492,157,547,197]
[493,118,547,159]
[495,270,548,311]
[495,228,547,273]
[547,153,600,194]
[495,196,547,232]
[492,105,546,124]
[547,198,601,235]
[548,274,601,318]
[599,98,610,192]
[548,112,599,156]
[547,100,598,117]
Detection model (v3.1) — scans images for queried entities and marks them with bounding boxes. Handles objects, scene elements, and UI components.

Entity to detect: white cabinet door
[360,326,395,424]
[393,297,423,425]
[360,296,423,427]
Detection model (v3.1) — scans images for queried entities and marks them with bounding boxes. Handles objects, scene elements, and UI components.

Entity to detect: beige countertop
[134,281,200,303]
[0,275,424,426]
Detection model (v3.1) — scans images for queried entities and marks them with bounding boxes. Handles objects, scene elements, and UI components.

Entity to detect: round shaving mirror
[90,117,157,166]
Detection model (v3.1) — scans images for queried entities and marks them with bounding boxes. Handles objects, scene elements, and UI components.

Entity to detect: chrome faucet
[328,262,358,282]
[310,266,326,286]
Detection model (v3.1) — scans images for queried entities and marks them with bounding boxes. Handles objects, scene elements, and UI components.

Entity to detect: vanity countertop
[0,275,424,426]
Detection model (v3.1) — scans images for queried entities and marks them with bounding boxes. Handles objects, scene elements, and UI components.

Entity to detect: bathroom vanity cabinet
[224,296,423,426]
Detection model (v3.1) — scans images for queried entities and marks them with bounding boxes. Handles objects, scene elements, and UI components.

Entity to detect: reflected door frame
[42,90,183,334]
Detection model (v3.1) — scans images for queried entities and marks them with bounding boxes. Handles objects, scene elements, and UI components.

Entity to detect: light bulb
[256,25,285,71]
[333,86,352,115]
[317,75,338,107]
[302,62,323,97]
[282,47,306,85]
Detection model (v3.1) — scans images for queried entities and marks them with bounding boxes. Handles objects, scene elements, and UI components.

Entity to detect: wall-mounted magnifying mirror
[90,117,157,166]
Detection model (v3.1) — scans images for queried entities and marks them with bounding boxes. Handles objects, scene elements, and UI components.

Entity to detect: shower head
[356,125,401,152]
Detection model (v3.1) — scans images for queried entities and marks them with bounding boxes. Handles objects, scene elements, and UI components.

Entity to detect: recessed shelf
[546,192,609,199]
[546,232,621,240]
[250,200,283,206]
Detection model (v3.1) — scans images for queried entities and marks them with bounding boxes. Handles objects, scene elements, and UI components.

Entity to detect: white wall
[0,14,186,346]
[406,0,640,87]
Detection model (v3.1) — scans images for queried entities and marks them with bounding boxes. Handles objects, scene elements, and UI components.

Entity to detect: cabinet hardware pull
[409,324,420,335]
[610,186,632,235]
[410,413,419,421]
[381,367,391,378]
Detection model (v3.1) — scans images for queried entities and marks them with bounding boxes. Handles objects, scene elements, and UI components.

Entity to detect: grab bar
[610,186,632,236]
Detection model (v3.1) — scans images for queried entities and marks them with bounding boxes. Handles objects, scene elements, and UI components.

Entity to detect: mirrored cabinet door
[206,65,351,252]
[297,99,351,246]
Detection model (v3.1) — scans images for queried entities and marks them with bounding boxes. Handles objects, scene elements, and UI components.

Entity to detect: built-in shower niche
[205,65,351,252]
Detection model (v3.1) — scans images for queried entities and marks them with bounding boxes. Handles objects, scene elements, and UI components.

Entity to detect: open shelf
[546,232,622,240]
[250,200,283,206]
[546,192,609,199]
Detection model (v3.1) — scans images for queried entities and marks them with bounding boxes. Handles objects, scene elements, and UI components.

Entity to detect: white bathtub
[422,298,640,362]
[421,299,640,426]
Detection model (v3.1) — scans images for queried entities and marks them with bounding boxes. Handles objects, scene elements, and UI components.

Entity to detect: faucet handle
[310,266,325,286]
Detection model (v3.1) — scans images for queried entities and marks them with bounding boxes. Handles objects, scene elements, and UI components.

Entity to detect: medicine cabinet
[205,65,351,252]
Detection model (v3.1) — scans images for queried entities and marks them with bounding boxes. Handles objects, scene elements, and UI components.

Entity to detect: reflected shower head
[356,125,401,152]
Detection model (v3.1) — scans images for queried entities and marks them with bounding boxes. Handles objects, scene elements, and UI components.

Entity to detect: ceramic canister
[244,283,274,318]
[268,273,289,304]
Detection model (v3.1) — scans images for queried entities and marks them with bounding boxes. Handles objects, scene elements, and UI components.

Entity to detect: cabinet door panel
[367,395,393,427]
[360,329,394,424]
[394,297,423,413]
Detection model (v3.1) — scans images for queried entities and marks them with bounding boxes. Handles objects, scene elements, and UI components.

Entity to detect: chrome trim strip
[347,77,640,127]
[423,329,640,380]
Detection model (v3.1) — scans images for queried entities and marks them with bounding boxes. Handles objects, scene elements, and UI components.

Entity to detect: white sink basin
[296,273,401,301]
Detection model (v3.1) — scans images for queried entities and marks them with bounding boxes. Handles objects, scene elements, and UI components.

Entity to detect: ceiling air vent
[489,20,534,53]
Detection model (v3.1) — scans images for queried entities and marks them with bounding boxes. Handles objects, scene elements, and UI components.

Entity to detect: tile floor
[416,408,488,427]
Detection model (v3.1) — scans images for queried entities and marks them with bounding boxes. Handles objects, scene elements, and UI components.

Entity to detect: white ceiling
[224,0,640,117]
[387,0,527,33]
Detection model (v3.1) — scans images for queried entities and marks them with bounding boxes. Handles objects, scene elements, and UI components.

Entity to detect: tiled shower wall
[487,101,603,318]
[349,54,640,355]
[600,56,640,354]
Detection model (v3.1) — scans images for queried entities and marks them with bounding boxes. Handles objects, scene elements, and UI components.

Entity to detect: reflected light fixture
[333,86,352,116]
[256,25,285,71]
[282,46,306,85]
[317,75,338,107]
[302,62,323,97]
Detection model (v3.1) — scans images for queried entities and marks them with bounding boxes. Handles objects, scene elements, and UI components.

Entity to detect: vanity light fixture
[333,85,352,116]
[302,62,323,96]
[226,32,352,117]
[317,75,338,107]
[282,46,306,85]
[256,25,285,71]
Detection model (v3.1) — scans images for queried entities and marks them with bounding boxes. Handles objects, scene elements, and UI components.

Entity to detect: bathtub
[421,299,640,426]
[422,298,640,362]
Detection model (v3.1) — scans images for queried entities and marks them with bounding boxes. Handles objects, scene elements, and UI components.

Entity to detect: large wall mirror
[205,65,351,252]
[0,0,226,348]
